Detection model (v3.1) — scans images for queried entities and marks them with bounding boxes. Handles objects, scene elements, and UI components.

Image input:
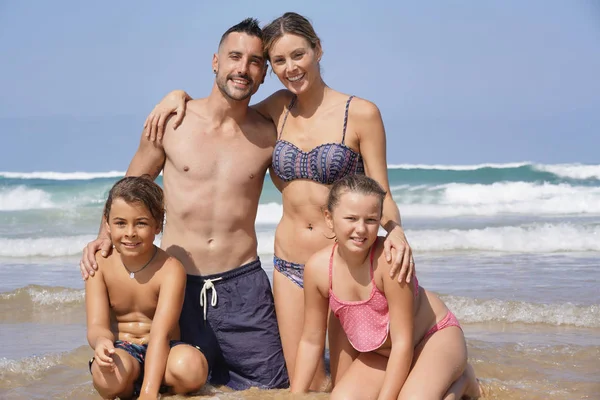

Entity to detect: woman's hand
[143,90,191,142]
[384,226,415,283]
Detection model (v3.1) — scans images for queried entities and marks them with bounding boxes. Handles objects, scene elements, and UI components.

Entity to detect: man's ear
[212,53,219,74]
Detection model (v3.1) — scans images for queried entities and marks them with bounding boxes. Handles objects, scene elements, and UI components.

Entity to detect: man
[80,18,288,390]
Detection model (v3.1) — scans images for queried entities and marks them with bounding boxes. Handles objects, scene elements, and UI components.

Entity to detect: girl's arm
[353,98,414,283]
[139,258,187,398]
[290,255,330,393]
[377,258,415,400]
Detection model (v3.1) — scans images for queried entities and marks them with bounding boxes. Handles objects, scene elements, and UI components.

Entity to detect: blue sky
[1,1,599,172]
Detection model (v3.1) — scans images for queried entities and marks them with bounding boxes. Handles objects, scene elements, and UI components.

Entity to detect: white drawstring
[199,277,223,320]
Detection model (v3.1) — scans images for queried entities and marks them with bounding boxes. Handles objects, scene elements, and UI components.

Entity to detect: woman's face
[268,33,322,95]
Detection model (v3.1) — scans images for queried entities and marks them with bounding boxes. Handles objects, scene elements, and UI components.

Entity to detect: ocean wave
[0,171,125,180]
[0,285,84,307]
[387,162,532,170]
[408,223,600,252]
[257,223,599,254]
[1,285,596,329]
[0,235,163,257]
[257,182,600,221]
[443,295,600,328]
[533,163,600,180]
[0,186,56,210]
[397,182,600,217]
[1,223,597,258]
[0,353,66,381]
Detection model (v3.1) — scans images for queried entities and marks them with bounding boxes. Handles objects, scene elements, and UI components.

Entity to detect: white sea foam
[0,171,126,180]
[0,286,84,306]
[0,186,55,210]
[533,163,600,180]
[3,222,596,258]
[443,295,600,328]
[395,182,600,217]
[2,285,597,328]
[407,223,600,252]
[387,162,532,170]
[256,182,600,221]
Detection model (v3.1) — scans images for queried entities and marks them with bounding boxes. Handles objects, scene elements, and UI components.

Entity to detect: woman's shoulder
[346,95,381,121]
[252,89,295,119]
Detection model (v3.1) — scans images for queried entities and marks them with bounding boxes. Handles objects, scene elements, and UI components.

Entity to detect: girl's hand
[137,393,159,400]
[93,337,116,370]
[143,90,190,142]
[384,226,415,283]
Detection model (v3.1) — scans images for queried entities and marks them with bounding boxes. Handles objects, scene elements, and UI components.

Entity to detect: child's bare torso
[98,250,179,344]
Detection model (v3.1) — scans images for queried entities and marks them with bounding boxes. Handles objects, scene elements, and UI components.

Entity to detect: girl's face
[105,198,160,258]
[326,191,382,252]
[268,33,322,95]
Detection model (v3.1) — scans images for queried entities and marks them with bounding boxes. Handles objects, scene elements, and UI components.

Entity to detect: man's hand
[80,236,112,280]
[383,226,415,283]
[93,337,116,371]
[143,90,190,142]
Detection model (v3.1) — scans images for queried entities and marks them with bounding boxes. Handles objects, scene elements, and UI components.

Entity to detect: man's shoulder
[246,107,277,141]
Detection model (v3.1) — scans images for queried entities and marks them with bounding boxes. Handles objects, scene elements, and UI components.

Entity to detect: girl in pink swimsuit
[291,175,481,399]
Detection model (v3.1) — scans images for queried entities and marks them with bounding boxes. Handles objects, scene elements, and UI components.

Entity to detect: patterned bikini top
[271,95,365,185]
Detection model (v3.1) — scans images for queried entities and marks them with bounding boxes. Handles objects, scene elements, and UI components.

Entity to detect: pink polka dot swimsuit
[328,243,389,352]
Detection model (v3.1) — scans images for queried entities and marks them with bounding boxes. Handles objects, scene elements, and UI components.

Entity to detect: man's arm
[139,258,186,398]
[80,133,166,279]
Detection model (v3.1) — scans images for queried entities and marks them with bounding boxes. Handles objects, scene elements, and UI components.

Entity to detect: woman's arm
[139,259,187,398]
[354,98,414,282]
[290,255,330,393]
[377,258,415,400]
[144,90,192,142]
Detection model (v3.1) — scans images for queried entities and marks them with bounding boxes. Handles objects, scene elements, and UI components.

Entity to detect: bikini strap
[278,96,297,139]
[341,95,355,144]
[369,241,377,281]
[328,242,338,291]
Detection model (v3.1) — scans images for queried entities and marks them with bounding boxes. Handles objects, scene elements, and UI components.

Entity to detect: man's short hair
[218,18,263,49]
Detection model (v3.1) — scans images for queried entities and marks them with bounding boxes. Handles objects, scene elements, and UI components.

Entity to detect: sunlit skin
[86,198,207,399]
[137,24,415,392]
[292,190,480,399]
[325,192,382,255]
[268,33,322,96]
[214,32,266,101]
[107,198,161,265]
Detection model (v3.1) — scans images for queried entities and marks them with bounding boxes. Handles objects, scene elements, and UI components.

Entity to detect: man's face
[213,32,266,101]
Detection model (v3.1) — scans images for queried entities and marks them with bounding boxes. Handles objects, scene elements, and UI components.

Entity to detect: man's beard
[216,72,255,101]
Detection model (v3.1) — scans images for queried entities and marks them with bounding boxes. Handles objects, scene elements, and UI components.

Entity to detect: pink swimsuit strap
[328,242,377,291]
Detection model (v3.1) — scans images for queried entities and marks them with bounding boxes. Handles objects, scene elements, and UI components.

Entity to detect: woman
[144,12,414,389]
